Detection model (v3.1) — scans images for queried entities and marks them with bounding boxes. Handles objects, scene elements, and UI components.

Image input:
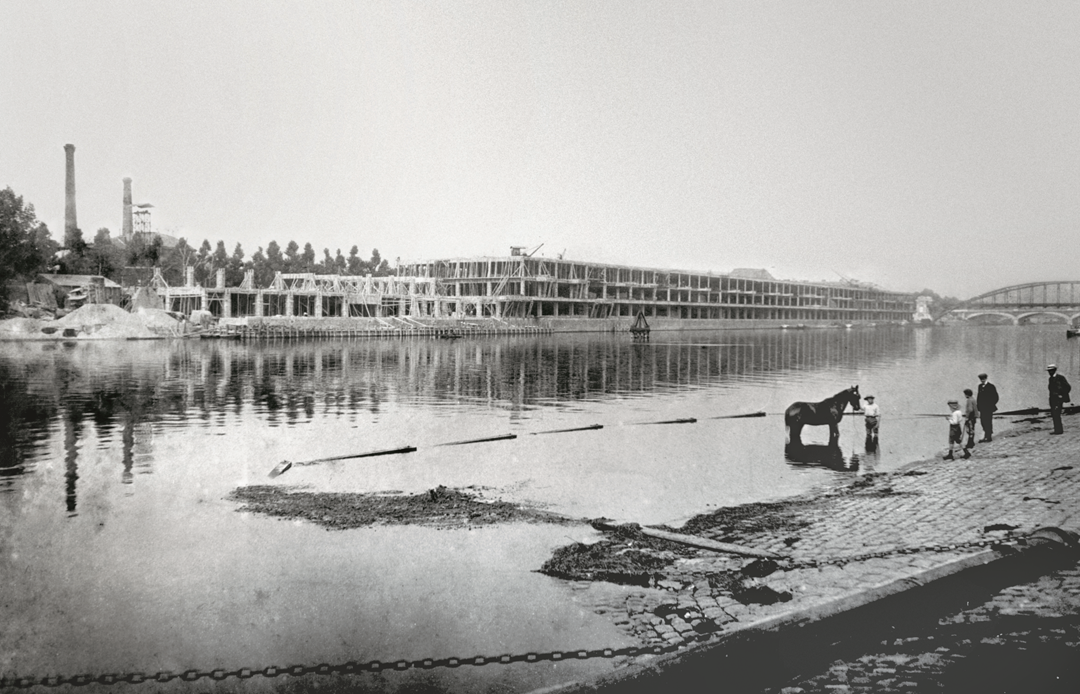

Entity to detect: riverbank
[219,408,1080,693]
[535,410,1080,692]
[0,304,190,340]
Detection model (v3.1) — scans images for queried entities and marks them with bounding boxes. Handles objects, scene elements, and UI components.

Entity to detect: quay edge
[530,528,1080,694]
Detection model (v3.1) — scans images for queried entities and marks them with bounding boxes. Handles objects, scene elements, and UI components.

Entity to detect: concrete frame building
[155,251,914,328]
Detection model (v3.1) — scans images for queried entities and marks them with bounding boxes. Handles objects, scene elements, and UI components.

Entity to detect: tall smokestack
[122,177,133,238]
[64,144,77,239]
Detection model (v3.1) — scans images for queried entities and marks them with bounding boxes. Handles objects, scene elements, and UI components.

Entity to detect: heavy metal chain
[780,535,1021,571]
[0,642,715,690]
[0,537,1023,690]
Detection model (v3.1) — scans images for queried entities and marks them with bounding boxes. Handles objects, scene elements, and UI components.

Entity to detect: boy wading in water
[863,394,880,451]
[945,399,969,460]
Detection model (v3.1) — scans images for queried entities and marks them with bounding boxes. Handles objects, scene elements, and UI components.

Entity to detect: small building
[35,274,124,308]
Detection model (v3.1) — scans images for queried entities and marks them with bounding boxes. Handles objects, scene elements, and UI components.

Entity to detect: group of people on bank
[856,366,1072,461]
[943,373,1000,460]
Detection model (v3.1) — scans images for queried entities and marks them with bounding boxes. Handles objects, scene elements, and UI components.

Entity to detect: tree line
[0,185,393,309]
[87,230,392,287]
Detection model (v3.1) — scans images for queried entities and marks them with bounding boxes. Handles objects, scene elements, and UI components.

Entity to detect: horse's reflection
[785,442,860,472]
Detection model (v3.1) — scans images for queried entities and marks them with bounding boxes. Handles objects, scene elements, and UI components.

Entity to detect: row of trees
[1,185,394,309]
[84,231,392,288]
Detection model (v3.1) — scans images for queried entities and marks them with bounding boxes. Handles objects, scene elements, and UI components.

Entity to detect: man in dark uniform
[1047,364,1071,435]
[977,373,999,441]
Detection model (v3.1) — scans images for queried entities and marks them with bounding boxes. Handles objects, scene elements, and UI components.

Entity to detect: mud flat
[230,484,575,530]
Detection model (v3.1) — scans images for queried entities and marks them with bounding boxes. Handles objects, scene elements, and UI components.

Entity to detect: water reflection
[2,325,1077,690]
[0,325,1071,506]
[0,330,914,488]
[784,442,861,472]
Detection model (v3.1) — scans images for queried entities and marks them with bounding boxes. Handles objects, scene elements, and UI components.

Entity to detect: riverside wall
[535,412,1080,693]
[217,315,894,334]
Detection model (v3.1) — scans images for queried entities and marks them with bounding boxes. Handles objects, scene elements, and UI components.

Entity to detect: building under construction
[400,254,915,324]
[156,250,915,331]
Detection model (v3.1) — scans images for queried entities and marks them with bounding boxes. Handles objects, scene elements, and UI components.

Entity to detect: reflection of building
[168,328,917,418]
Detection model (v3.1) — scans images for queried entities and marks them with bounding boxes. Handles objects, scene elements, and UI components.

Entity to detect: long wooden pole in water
[708,411,766,419]
[436,434,518,446]
[530,424,604,435]
[268,446,417,477]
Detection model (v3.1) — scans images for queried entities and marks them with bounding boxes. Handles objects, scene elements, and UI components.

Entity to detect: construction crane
[510,243,544,257]
[834,270,881,290]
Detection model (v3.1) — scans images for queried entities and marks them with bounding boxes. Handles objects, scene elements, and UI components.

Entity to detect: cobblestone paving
[767,561,1080,693]
[575,415,1080,658]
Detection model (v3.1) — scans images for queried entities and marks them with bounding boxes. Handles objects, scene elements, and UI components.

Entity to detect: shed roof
[37,273,122,289]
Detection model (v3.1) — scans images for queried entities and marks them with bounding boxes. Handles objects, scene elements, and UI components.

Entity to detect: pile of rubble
[0,303,193,340]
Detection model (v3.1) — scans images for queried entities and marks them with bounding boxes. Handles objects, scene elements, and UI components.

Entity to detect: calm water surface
[1,325,1074,691]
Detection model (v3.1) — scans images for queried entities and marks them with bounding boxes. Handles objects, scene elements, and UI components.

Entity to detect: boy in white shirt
[863,395,881,442]
[944,399,969,460]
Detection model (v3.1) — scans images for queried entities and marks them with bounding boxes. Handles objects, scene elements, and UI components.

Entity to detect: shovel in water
[268,460,293,478]
[267,446,417,478]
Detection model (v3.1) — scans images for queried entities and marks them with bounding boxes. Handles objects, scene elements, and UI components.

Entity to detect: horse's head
[844,385,861,411]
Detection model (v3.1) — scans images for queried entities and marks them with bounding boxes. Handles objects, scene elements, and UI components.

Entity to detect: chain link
[780,535,1020,571]
[0,538,1023,690]
[0,642,697,690]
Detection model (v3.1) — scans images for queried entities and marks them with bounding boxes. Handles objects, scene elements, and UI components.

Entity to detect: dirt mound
[540,522,697,586]
[229,484,574,530]
[0,303,166,340]
[135,308,186,336]
[541,539,674,587]
[56,304,157,339]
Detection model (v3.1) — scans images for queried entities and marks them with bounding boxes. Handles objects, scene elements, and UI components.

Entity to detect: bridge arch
[961,311,1018,325]
[939,280,1080,324]
[965,281,1080,306]
[1015,311,1072,325]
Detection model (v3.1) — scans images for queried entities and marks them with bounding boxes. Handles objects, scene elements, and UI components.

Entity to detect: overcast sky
[2,1,1078,298]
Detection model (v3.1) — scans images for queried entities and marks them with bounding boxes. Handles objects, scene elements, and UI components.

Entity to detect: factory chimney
[64,144,78,239]
[122,178,133,239]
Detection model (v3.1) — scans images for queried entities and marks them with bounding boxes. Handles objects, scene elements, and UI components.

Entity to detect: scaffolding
[155,254,915,324]
[402,254,916,323]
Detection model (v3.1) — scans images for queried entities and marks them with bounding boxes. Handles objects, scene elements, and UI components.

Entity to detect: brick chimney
[64,144,77,238]
[122,178,133,238]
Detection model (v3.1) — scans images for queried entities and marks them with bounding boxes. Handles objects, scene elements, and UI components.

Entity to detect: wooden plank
[593,521,782,559]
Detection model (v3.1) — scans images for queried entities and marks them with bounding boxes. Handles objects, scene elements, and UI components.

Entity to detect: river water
[0,325,1074,692]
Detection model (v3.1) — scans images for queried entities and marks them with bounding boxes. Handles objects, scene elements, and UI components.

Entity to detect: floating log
[436,434,518,447]
[530,424,604,435]
[635,417,697,425]
[592,521,782,559]
[997,406,1043,416]
[709,411,766,419]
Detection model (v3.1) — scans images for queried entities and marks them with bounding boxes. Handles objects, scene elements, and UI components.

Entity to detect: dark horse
[785,385,861,447]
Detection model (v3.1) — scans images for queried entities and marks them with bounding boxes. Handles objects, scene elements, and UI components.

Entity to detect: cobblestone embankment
[543,413,1080,692]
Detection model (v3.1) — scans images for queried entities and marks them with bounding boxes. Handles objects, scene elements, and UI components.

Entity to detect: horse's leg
[829,422,840,445]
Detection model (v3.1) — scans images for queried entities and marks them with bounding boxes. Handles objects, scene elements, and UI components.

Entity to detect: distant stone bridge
[948,281,1080,325]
